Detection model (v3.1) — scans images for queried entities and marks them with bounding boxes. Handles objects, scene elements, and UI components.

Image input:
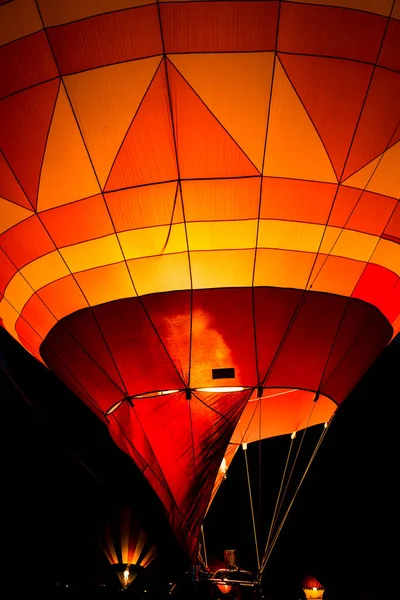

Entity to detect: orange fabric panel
[18,293,57,340]
[0,199,33,235]
[40,195,114,247]
[254,248,315,289]
[75,262,135,307]
[285,0,394,15]
[0,0,42,46]
[0,215,55,269]
[331,188,397,236]
[37,275,88,320]
[167,60,259,179]
[181,178,260,222]
[384,203,400,242]
[263,59,337,182]
[308,254,366,296]
[38,84,100,211]
[170,52,274,171]
[105,182,178,231]
[261,178,336,224]
[65,57,161,187]
[105,62,177,191]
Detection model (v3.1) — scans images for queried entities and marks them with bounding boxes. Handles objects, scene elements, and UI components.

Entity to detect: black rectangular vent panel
[212,368,235,379]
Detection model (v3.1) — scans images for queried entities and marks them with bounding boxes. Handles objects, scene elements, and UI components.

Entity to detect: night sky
[1,326,398,599]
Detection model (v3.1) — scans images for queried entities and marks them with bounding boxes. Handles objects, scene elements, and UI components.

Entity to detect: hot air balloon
[99,506,157,591]
[1,0,399,579]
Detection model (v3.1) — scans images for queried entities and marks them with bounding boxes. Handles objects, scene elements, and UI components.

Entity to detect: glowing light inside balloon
[196,387,246,393]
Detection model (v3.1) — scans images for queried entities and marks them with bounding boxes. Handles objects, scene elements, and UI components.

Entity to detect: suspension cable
[258,419,333,579]
[243,443,260,571]
[201,523,208,570]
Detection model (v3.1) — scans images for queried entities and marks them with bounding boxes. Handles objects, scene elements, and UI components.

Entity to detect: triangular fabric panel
[263,58,337,183]
[105,61,178,191]
[280,53,373,180]
[169,52,274,172]
[343,141,400,199]
[0,80,60,209]
[166,59,259,179]
[0,197,34,235]
[0,152,32,209]
[343,67,400,180]
[38,84,101,211]
[65,56,162,188]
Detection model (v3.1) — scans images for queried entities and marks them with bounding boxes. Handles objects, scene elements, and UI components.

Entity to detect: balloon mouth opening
[105,386,250,415]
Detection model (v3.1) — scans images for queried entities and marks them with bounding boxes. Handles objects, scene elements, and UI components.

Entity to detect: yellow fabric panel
[0,198,33,234]
[254,248,315,288]
[169,52,274,171]
[181,178,261,222]
[105,182,178,230]
[285,0,395,16]
[37,0,153,26]
[371,239,400,276]
[2,271,34,313]
[0,294,23,340]
[75,262,136,306]
[127,253,191,296]
[308,254,366,295]
[258,219,325,252]
[38,85,100,211]
[21,251,69,290]
[344,142,400,199]
[119,224,187,259]
[326,228,377,262]
[59,234,124,272]
[65,57,161,188]
[187,220,258,251]
[0,0,42,46]
[263,59,337,183]
[190,250,255,289]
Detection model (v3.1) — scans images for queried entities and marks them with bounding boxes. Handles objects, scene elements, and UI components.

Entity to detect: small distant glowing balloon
[99,507,157,590]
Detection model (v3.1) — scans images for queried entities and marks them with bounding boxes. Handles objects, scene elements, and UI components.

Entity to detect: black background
[1,326,398,599]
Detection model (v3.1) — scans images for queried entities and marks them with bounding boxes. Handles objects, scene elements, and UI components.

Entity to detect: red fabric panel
[160,1,279,53]
[93,297,186,396]
[167,60,259,178]
[279,53,373,179]
[109,389,250,559]
[0,248,16,299]
[190,288,258,388]
[47,5,162,75]
[321,300,392,401]
[40,311,126,414]
[378,17,400,72]
[105,62,177,191]
[353,264,399,320]
[0,80,60,207]
[0,152,32,209]
[278,3,386,64]
[0,215,55,269]
[343,68,400,179]
[0,31,58,98]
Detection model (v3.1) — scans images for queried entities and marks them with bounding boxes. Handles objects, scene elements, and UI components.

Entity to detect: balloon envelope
[0,0,399,559]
